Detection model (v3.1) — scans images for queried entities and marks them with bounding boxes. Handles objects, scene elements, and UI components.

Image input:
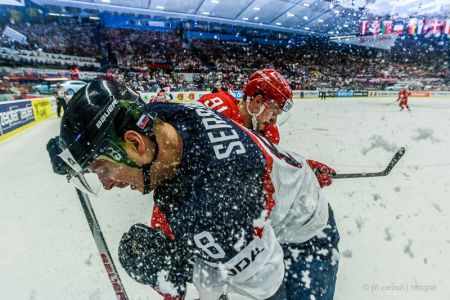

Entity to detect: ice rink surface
[1,97,449,300]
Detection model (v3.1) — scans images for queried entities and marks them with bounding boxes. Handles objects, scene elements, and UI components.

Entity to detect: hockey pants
[269,205,340,300]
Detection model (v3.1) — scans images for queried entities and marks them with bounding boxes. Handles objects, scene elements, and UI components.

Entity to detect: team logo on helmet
[283,99,294,112]
[96,99,118,129]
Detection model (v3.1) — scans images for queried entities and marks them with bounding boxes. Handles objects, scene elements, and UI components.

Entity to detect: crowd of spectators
[1,20,449,92]
[0,80,30,100]
[104,29,206,73]
[4,21,98,57]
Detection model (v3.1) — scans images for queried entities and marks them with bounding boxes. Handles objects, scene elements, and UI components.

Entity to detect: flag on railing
[393,21,404,35]
[382,20,393,34]
[369,20,382,35]
[443,20,450,34]
[430,19,442,34]
[360,20,369,35]
[360,18,450,35]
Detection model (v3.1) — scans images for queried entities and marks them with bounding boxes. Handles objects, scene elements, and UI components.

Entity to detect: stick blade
[333,147,406,179]
[383,147,406,175]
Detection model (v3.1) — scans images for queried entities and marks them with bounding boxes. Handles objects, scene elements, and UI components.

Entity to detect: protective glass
[277,112,292,126]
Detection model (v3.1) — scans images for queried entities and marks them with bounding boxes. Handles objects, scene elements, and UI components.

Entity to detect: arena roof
[32,0,450,36]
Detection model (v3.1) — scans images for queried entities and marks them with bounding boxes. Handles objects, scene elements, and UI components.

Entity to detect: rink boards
[0,97,56,142]
[140,90,450,103]
[1,90,449,142]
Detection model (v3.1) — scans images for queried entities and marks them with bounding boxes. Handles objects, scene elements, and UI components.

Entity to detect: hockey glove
[306,160,336,188]
[46,136,71,175]
[119,224,193,298]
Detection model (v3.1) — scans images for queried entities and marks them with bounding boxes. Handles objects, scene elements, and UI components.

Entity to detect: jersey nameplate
[187,102,246,160]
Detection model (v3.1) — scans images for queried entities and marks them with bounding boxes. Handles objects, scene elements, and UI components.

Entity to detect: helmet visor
[71,171,105,197]
[58,139,134,196]
[277,111,292,126]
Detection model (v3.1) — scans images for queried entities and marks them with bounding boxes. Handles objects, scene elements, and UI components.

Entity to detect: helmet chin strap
[246,101,265,130]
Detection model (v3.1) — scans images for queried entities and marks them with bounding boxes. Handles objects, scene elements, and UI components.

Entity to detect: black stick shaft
[333,147,405,179]
[75,189,129,300]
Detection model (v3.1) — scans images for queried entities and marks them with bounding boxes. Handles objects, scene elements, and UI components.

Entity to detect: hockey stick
[332,147,405,179]
[75,186,129,300]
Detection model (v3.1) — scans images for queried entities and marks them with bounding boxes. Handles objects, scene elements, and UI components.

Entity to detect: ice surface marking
[361,135,398,155]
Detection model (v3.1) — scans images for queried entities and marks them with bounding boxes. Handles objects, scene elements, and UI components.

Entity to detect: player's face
[89,157,141,191]
[87,132,154,192]
[257,101,283,131]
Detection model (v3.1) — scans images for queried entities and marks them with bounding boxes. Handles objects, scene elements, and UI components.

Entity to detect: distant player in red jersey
[397,88,411,111]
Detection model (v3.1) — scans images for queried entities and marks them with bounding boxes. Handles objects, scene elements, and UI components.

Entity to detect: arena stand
[1,19,449,94]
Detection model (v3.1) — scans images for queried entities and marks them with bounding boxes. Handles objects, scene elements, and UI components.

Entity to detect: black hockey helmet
[58,80,155,175]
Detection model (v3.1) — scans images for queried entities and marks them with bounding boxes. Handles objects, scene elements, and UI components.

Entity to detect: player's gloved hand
[119,224,192,298]
[46,136,71,175]
[306,160,336,188]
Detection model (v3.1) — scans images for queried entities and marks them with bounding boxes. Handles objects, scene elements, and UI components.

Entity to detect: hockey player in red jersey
[197,70,339,300]
[198,69,290,145]
[397,88,411,111]
[197,69,335,188]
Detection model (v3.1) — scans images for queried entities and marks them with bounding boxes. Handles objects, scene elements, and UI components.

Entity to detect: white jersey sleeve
[193,223,284,300]
[248,132,330,244]
[269,150,329,244]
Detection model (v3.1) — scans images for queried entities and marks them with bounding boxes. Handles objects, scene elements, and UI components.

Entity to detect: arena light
[303,3,310,6]
[242,17,249,21]
[48,12,71,17]
[253,7,260,11]
[156,6,164,10]
[211,0,220,3]
[329,35,357,40]
[318,19,324,22]
[203,12,210,15]
[100,0,111,3]
[303,16,309,20]
[276,22,282,25]
[287,12,295,17]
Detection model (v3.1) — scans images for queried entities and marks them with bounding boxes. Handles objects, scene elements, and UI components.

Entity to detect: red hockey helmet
[243,69,293,112]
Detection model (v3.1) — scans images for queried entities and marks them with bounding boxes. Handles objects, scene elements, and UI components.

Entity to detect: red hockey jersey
[198,91,280,144]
